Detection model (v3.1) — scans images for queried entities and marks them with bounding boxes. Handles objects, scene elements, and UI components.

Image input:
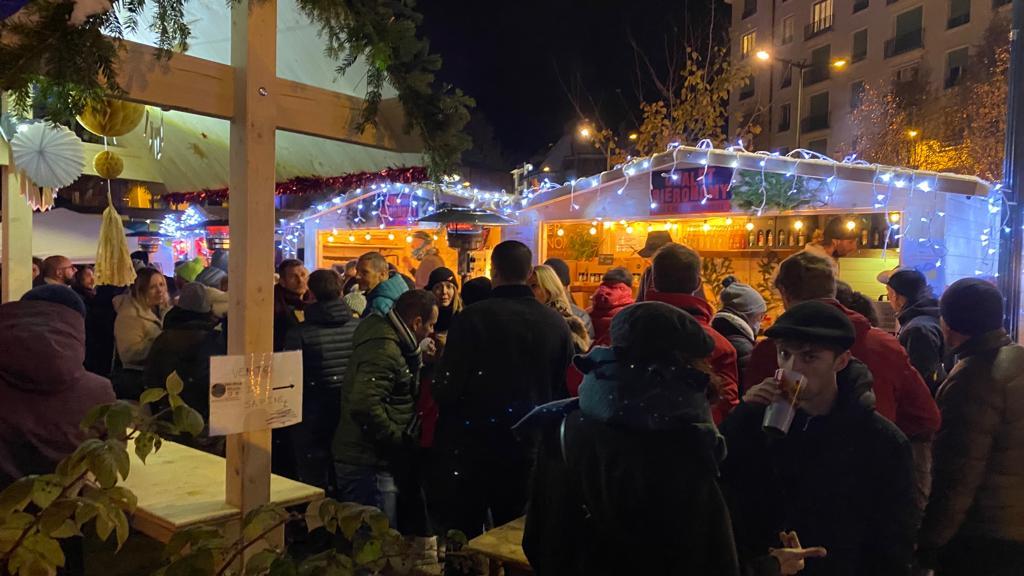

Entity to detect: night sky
[420,0,729,164]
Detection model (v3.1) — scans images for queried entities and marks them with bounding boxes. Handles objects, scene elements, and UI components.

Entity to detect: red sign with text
[650,166,734,215]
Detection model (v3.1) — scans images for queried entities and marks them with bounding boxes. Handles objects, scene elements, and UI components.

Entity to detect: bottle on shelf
[860,228,869,248]
[756,229,765,247]
[797,228,807,246]
[777,229,788,248]
[766,229,775,247]
[870,226,881,248]
[748,229,756,248]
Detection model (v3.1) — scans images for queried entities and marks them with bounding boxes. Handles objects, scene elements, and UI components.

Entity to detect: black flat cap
[765,300,856,351]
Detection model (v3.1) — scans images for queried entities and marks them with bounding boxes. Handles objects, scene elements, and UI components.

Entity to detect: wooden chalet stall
[504,145,998,323]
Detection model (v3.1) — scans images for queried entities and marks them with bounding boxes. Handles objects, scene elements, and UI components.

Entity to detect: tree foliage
[0,0,471,176]
[588,45,761,166]
[845,15,1008,181]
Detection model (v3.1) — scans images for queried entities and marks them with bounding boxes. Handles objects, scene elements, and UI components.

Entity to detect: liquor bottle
[777,229,788,248]
[798,229,807,246]
[870,226,880,248]
[860,228,869,248]
[766,229,775,247]
[757,230,765,247]
[748,229,756,248]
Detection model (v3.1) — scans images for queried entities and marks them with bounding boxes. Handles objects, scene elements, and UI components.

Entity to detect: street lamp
[577,121,612,171]
[754,50,848,149]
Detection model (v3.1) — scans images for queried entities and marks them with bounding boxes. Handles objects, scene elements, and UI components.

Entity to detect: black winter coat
[433,284,574,462]
[143,307,224,421]
[712,311,756,391]
[519,346,739,576]
[720,360,919,576]
[83,285,125,377]
[897,298,946,395]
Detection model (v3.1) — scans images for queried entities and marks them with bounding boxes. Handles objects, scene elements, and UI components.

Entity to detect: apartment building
[726,0,1012,158]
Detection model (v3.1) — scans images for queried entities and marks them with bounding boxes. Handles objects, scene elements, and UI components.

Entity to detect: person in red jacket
[644,243,739,424]
[744,251,940,510]
[588,267,635,347]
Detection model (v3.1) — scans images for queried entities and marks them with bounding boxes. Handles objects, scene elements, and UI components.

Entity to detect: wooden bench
[465,517,533,576]
[120,440,323,542]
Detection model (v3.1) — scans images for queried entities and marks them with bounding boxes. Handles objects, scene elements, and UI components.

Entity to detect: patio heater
[417,204,517,278]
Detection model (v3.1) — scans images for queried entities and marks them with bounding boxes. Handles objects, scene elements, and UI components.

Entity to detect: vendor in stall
[405,231,446,289]
[803,217,860,267]
[636,231,673,301]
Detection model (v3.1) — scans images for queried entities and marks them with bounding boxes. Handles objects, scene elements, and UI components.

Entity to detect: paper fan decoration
[10,123,84,188]
[95,193,137,287]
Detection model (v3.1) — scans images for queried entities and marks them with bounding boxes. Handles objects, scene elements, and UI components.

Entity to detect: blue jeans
[334,463,398,529]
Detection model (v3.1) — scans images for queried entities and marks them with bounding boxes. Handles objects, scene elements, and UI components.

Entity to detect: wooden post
[225,0,277,517]
[1,166,32,303]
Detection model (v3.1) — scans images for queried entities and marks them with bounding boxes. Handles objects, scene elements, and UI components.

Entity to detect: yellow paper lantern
[77,99,145,138]
[93,150,124,180]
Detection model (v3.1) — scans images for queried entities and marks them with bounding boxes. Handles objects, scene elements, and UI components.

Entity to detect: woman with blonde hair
[112,267,170,399]
[529,265,591,353]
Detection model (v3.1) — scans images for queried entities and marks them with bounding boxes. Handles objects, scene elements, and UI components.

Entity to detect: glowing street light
[628,132,639,141]
[832,58,848,70]
[578,124,593,139]
[755,50,771,61]
[907,129,920,139]
[754,51,849,148]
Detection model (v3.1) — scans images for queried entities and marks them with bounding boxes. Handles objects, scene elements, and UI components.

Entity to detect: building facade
[726,0,1012,158]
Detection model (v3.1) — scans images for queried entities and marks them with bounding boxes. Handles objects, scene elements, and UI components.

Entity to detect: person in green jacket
[334,289,437,529]
[356,251,410,317]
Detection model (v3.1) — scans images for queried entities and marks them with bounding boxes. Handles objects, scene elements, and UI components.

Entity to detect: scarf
[386,308,423,382]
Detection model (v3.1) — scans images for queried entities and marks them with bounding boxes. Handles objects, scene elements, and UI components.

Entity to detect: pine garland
[0,0,471,176]
[729,169,823,213]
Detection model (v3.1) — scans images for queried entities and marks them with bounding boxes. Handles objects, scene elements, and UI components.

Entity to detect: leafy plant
[0,0,472,176]
[729,170,821,214]
[701,257,734,302]
[755,250,784,326]
[566,228,599,262]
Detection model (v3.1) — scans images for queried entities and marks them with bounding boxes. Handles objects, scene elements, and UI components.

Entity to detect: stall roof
[523,145,994,212]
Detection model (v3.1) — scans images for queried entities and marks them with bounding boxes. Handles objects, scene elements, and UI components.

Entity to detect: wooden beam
[1,166,33,303]
[117,40,420,153]
[224,0,276,524]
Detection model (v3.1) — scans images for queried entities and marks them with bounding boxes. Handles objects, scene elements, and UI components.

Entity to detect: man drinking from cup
[720,300,919,576]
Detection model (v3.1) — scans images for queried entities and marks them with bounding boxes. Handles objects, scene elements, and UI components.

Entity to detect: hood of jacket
[162,306,219,332]
[712,310,755,343]
[304,298,353,327]
[645,291,713,324]
[591,282,634,312]
[364,273,409,315]
[898,296,941,327]
[0,301,89,393]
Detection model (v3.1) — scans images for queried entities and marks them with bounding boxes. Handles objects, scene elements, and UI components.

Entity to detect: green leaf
[47,521,80,539]
[74,501,98,528]
[139,387,168,406]
[134,432,156,464]
[0,478,35,518]
[94,509,114,541]
[165,548,215,576]
[88,446,119,489]
[353,538,383,566]
[29,476,63,509]
[104,487,137,512]
[113,509,129,551]
[165,371,184,397]
[171,406,205,438]
[268,557,298,576]
[22,532,65,568]
[37,501,77,536]
[243,507,285,541]
[245,549,281,576]
[104,403,135,439]
[108,440,131,480]
[80,404,111,431]
[335,503,376,540]
[364,509,389,536]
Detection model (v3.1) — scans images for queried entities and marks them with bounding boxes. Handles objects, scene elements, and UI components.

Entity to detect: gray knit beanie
[720,276,767,316]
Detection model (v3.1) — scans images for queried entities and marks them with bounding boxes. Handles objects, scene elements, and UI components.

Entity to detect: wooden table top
[466,517,530,568]
[121,440,323,542]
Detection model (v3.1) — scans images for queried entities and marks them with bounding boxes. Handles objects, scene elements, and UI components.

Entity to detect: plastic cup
[762,369,806,437]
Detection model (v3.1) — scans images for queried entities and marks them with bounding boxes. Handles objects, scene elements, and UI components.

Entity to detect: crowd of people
[1,231,1023,576]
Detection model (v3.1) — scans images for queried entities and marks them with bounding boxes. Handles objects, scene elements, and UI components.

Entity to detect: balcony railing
[805,17,834,41]
[885,28,924,59]
[853,0,869,13]
[947,12,970,29]
[801,114,830,133]
[803,66,831,86]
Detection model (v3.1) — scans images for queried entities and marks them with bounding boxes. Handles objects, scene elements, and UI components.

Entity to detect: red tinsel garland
[162,166,428,205]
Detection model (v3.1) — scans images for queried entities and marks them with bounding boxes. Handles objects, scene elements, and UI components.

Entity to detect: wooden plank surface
[466,517,530,569]
[121,440,322,543]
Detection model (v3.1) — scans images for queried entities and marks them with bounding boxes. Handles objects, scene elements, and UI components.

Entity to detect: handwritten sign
[650,166,734,215]
[208,351,303,436]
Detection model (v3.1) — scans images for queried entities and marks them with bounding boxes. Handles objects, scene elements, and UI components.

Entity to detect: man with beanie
[917,279,1024,575]
[744,253,939,510]
[721,301,918,576]
[645,243,739,423]
[0,286,115,487]
[432,241,575,538]
[712,276,767,388]
[879,268,946,394]
[460,276,492,306]
[144,282,225,452]
[588,267,635,346]
[803,217,860,267]
[283,270,359,490]
[543,257,595,340]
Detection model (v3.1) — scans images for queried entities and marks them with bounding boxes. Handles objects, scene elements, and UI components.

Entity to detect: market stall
[505,145,999,318]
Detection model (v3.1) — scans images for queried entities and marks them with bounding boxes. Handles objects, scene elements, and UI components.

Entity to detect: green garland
[0,0,471,176]
[729,169,823,213]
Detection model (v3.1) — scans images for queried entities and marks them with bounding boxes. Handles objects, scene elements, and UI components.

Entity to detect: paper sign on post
[208,350,303,436]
